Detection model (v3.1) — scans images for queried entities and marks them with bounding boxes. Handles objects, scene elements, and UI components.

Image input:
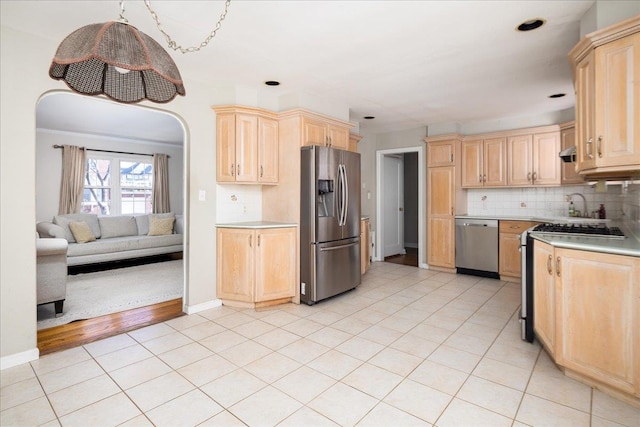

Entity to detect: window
[82,155,153,215]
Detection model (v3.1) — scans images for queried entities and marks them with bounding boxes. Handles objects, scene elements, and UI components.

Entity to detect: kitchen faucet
[566,193,589,217]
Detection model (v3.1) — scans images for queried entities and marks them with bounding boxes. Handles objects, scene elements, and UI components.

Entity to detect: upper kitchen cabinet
[213,105,279,184]
[560,122,585,185]
[569,16,640,178]
[349,133,363,153]
[507,129,561,186]
[427,139,456,167]
[277,109,354,152]
[461,137,507,187]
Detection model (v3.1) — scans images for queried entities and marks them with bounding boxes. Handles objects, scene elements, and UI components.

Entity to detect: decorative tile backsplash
[467,183,639,221]
[216,184,262,223]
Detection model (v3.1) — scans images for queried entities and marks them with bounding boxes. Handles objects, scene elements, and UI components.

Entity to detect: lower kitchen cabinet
[360,218,370,275]
[217,226,297,307]
[499,220,539,281]
[533,240,640,403]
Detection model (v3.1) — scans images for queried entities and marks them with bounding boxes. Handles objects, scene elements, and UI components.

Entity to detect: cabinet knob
[479,174,482,183]
[527,172,532,182]
[260,165,263,178]
[532,172,537,182]
[556,256,561,277]
[231,164,235,176]
[587,138,594,159]
[483,174,487,183]
[450,153,454,162]
[547,255,552,275]
[237,164,240,175]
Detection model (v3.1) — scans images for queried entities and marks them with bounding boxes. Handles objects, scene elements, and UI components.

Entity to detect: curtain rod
[52,145,169,158]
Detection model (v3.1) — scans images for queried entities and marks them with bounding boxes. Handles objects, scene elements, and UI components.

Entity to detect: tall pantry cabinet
[425,135,466,271]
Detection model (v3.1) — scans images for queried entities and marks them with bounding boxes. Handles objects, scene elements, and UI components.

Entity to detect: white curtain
[152,153,170,213]
[58,145,86,214]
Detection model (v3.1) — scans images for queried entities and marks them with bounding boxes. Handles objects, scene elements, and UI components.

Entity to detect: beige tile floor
[2,262,639,426]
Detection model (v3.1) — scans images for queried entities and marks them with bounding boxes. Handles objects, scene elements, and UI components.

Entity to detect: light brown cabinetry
[570,17,640,178]
[533,239,640,404]
[461,137,507,187]
[349,133,363,153]
[360,218,370,275]
[213,106,279,184]
[216,227,297,307]
[560,122,585,185]
[533,240,556,354]
[302,115,349,150]
[507,131,561,186]
[499,221,538,280]
[426,135,464,271]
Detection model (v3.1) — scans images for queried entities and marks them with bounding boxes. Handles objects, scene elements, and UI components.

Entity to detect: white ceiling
[6,0,597,144]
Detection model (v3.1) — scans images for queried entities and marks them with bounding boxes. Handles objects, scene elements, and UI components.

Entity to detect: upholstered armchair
[36,234,68,316]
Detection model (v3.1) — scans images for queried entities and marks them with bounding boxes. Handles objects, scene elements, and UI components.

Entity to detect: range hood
[559,146,576,163]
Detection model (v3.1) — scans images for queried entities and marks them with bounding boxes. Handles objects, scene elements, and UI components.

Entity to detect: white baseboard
[419,262,429,269]
[1,347,39,371]
[184,299,222,315]
[404,243,418,249]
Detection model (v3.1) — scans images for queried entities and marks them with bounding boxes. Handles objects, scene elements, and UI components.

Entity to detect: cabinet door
[555,248,639,395]
[216,114,236,182]
[258,117,279,184]
[360,219,370,274]
[507,135,533,186]
[427,217,454,268]
[533,240,555,353]
[428,167,454,216]
[484,137,507,186]
[235,114,258,182]
[594,33,640,168]
[461,140,483,187]
[561,126,584,184]
[255,228,296,302]
[302,117,327,146]
[499,232,522,278]
[216,228,254,302]
[532,132,560,185]
[328,125,348,150]
[428,140,455,167]
[575,51,597,172]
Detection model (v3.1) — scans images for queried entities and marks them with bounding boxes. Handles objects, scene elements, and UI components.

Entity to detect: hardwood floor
[384,247,418,267]
[37,298,184,356]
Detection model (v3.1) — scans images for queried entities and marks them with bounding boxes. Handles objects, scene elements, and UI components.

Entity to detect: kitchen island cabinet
[533,239,640,405]
[216,224,297,307]
[569,16,640,178]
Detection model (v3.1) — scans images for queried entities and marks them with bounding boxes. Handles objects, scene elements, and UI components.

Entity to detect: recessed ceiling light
[549,93,566,98]
[363,116,375,120]
[517,18,545,32]
[264,80,280,86]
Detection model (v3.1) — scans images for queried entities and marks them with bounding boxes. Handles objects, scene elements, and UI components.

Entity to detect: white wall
[0,21,224,367]
[36,130,184,222]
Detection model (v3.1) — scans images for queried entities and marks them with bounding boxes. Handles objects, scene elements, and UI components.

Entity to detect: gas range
[531,223,626,239]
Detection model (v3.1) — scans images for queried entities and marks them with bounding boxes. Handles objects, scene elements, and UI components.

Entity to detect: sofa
[36,213,184,267]
[36,234,68,316]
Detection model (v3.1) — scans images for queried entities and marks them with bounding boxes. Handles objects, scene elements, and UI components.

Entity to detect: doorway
[35,91,187,329]
[376,147,424,267]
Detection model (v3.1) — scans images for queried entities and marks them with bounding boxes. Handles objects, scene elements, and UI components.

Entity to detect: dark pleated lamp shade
[49,21,186,103]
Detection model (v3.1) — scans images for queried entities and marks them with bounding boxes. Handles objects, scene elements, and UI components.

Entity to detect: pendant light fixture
[49,0,230,104]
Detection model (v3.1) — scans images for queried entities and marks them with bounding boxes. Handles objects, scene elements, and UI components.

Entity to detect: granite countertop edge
[216,221,298,229]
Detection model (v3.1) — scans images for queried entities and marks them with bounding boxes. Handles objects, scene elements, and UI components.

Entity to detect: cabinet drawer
[499,220,539,234]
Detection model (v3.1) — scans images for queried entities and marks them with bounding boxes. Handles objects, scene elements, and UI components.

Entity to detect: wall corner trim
[184,299,223,315]
[1,348,39,371]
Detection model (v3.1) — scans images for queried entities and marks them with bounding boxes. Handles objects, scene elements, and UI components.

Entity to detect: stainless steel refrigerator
[300,146,361,305]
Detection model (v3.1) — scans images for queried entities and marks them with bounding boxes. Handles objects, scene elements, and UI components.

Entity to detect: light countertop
[216,221,298,229]
[455,214,610,224]
[530,220,640,257]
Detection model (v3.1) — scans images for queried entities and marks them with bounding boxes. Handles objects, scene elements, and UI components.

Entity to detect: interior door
[383,155,404,257]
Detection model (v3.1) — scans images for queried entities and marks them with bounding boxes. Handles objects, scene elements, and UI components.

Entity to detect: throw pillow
[68,221,96,243]
[135,212,174,235]
[53,213,101,242]
[148,216,175,236]
[99,216,138,239]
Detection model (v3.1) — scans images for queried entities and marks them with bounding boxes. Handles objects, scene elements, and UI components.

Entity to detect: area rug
[37,260,183,330]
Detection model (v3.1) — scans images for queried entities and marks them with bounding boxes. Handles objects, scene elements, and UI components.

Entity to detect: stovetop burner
[533,223,625,239]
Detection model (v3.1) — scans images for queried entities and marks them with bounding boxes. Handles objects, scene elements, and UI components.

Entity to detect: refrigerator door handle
[319,241,359,251]
[337,164,345,226]
[343,163,349,226]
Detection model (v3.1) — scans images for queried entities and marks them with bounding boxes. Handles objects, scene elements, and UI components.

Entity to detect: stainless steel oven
[519,223,626,342]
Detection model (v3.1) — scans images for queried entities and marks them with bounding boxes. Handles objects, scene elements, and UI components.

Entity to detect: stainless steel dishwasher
[455,218,499,278]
